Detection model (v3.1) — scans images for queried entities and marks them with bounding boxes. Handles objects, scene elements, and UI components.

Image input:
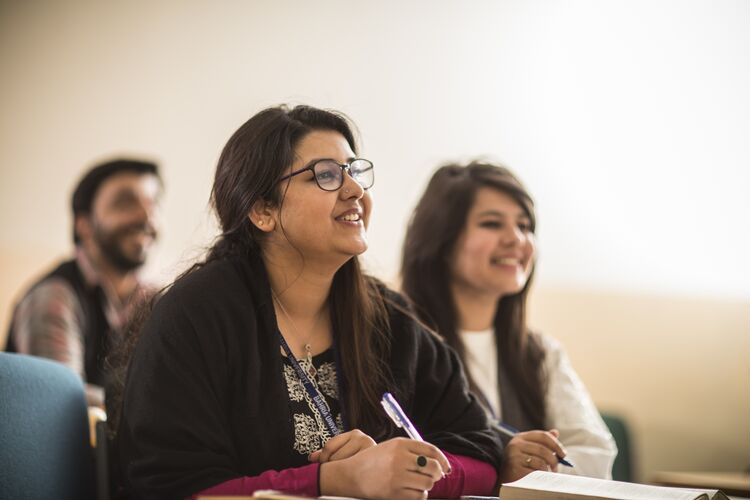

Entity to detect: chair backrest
[601,412,634,482]
[0,352,95,500]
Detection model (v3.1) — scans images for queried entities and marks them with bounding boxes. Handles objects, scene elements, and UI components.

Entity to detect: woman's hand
[320,437,451,500]
[308,429,376,463]
[499,429,567,483]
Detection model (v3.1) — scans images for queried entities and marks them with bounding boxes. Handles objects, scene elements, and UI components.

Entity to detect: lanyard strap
[277,330,341,437]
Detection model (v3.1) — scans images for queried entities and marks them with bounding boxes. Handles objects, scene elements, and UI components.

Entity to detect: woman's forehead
[471,188,526,216]
[292,130,354,166]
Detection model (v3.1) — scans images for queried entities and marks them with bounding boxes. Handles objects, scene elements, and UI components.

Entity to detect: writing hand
[320,437,451,500]
[500,429,567,482]
[308,429,376,463]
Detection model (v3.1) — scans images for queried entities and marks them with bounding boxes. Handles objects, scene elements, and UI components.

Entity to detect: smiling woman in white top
[401,161,617,482]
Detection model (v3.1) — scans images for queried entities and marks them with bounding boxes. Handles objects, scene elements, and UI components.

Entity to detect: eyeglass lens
[313,160,374,191]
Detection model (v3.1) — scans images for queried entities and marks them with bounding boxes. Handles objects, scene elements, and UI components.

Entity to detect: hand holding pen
[317,395,452,500]
[318,392,451,499]
[380,392,452,475]
[494,421,573,482]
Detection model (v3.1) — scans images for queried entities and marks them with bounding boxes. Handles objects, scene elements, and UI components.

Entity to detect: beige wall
[528,288,750,481]
[2,0,749,484]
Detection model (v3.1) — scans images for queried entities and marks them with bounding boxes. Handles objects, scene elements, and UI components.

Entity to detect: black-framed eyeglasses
[276,158,374,192]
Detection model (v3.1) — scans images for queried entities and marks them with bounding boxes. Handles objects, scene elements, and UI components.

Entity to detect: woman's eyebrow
[299,157,344,168]
[476,209,507,218]
[476,209,528,220]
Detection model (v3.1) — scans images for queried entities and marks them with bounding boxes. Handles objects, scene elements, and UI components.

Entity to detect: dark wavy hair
[108,105,392,438]
[400,161,547,428]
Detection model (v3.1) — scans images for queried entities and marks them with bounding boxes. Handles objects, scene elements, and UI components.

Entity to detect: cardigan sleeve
[541,334,618,479]
[187,464,319,499]
[428,452,498,498]
[117,288,243,499]
[384,290,504,484]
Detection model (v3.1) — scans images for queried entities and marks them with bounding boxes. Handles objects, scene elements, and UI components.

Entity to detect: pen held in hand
[381,392,424,441]
[493,421,575,468]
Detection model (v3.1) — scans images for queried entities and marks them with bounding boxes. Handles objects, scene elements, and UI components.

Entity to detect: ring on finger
[525,456,533,466]
[416,455,428,467]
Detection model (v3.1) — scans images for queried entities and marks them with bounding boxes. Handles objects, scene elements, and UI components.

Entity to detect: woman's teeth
[339,213,361,222]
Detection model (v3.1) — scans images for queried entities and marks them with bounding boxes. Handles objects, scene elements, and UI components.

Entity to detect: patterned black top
[281,348,344,455]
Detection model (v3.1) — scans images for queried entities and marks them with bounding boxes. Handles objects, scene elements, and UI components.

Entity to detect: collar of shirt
[75,247,145,331]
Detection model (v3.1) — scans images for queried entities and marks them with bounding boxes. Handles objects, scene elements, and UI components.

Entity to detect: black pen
[494,421,575,468]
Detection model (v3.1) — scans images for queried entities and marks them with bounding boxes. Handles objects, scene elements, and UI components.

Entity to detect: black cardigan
[117,253,503,499]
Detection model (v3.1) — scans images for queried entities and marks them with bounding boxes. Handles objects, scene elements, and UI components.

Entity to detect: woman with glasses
[114,106,502,500]
[400,162,617,482]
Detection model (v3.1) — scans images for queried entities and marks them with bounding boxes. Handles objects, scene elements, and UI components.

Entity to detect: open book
[500,471,729,500]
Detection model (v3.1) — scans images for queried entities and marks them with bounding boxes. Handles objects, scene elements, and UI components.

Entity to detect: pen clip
[381,398,403,428]
[381,392,424,441]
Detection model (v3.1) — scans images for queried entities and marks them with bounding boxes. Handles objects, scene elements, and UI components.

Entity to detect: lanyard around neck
[277,330,341,437]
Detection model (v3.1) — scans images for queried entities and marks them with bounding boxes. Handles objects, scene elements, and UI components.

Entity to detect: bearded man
[5,159,162,407]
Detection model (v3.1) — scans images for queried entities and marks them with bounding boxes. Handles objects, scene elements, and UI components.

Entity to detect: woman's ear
[248,199,276,233]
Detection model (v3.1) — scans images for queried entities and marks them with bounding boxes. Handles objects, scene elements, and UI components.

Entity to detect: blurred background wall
[1,0,748,482]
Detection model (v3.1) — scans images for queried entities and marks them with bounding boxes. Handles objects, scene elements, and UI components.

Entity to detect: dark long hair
[400,161,547,428]
[108,105,392,437]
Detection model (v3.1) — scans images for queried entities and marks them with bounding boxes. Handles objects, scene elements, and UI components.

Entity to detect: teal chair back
[601,412,634,482]
[0,352,95,499]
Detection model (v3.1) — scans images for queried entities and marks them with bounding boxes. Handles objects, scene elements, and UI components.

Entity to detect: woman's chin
[335,237,369,257]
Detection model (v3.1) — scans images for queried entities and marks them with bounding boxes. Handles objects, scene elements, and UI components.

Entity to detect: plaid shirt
[9,248,147,387]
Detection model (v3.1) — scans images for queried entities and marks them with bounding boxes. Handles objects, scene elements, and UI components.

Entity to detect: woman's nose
[340,169,365,199]
[500,225,523,246]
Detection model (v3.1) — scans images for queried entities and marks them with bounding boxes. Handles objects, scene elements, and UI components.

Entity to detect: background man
[5,158,163,407]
